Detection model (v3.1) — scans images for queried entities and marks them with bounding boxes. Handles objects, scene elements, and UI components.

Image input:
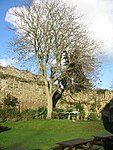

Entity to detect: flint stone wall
[0,66,47,111]
[57,90,113,117]
[0,66,113,116]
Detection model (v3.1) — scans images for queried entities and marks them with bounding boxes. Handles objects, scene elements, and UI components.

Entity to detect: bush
[2,94,19,109]
[66,108,73,112]
[0,108,20,122]
[6,109,20,121]
[20,109,36,120]
[87,112,98,121]
[35,107,47,119]
[20,107,47,120]
[53,108,64,113]
[58,112,68,119]
[52,108,69,119]
[79,110,86,120]
[75,102,84,112]
[75,102,85,120]
[0,109,7,122]
[96,89,107,94]
[1,94,20,122]
[52,111,59,119]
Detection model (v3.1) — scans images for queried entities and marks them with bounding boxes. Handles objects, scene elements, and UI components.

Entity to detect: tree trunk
[44,80,53,119]
[52,89,64,108]
[47,92,53,119]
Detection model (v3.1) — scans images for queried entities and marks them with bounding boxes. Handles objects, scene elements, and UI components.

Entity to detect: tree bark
[44,76,53,119]
[47,93,53,119]
[46,86,53,119]
[52,89,64,108]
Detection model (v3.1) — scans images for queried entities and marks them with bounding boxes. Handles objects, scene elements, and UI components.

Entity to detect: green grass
[0,119,108,150]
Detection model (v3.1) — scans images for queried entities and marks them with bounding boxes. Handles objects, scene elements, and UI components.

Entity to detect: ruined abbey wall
[0,66,47,111]
[0,65,113,116]
[57,90,113,117]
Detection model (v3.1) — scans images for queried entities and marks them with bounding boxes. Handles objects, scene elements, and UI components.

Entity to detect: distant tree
[7,0,100,118]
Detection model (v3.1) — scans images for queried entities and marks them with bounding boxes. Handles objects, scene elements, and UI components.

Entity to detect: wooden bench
[50,146,100,150]
[50,137,102,150]
[93,140,104,146]
[93,134,113,146]
[90,147,100,150]
[50,146,60,150]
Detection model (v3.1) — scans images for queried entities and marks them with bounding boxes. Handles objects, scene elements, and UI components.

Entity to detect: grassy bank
[0,119,108,150]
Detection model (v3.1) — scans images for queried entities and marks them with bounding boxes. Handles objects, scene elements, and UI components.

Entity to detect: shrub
[52,108,64,119]
[52,108,69,119]
[90,102,96,112]
[75,102,85,119]
[87,112,98,121]
[35,107,47,119]
[0,108,20,122]
[66,108,73,112]
[75,102,84,112]
[20,109,36,120]
[58,112,68,119]
[2,94,19,109]
[20,107,47,120]
[0,109,7,122]
[52,111,59,119]
[79,110,86,120]
[96,89,107,94]
[6,109,20,121]
[1,94,20,122]
[53,108,64,113]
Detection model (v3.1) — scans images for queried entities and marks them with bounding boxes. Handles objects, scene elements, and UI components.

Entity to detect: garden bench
[93,140,104,146]
[50,145,100,150]
[50,137,102,150]
[50,146,60,150]
[90,147,100,150]
[93,133,113,147]
[50,138,101,150]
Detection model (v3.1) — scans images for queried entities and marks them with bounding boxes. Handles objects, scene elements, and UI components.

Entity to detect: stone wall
[0,65,113,117]
[0,66,47,111]
[57,90,113,118]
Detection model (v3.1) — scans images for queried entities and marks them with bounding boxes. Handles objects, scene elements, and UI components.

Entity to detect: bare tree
[6,0,100,119]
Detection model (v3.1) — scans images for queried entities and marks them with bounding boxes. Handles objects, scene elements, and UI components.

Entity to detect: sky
[0,0,113,89]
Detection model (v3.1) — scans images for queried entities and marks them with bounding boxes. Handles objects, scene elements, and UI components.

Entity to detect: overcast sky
[0,0,113,89]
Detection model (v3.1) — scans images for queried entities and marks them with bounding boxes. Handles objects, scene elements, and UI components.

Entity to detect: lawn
[0,119,108,150]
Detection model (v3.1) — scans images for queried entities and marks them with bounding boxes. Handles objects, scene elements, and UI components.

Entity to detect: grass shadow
[32,149,42,150]
[0,125,11,133]
[5,147,26,150]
